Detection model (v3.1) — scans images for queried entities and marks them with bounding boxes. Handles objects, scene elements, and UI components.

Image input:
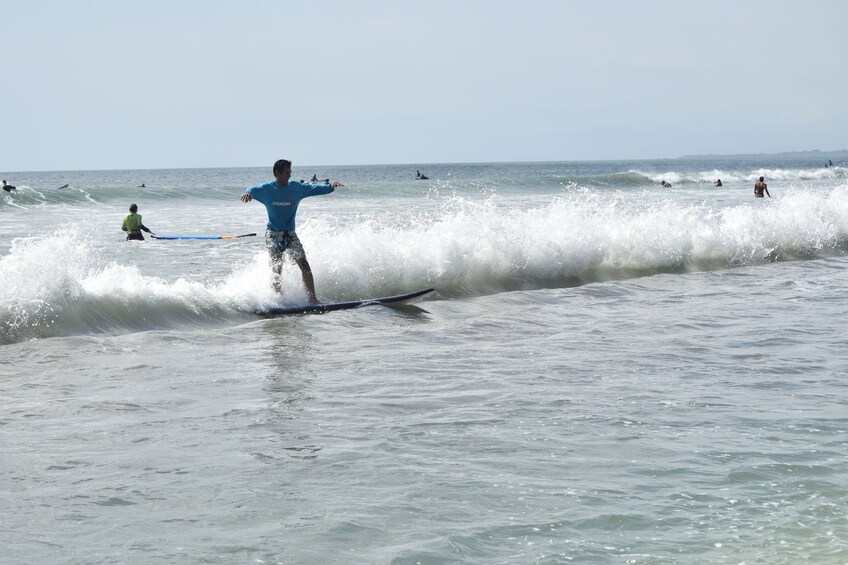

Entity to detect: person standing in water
[754,176,771,198]
[240,159,344,304]
[121,203,154,240]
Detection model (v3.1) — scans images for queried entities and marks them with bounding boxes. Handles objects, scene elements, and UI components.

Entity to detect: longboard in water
[257,288,435,316]
[152,233,257,240]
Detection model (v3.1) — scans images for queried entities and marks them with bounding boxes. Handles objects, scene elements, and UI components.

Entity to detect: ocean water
[1,157,847,564]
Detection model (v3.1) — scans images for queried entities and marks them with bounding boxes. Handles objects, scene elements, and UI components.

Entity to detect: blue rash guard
[246,180,334,231]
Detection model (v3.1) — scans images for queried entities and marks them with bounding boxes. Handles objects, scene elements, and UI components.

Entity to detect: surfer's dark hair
[129,203,138,213]
[273,160,292,175]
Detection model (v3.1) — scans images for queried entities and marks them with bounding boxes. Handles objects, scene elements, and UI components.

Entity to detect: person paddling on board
[240,159,344,304]
[121,203,154,240]
[2,180,17,192]
[754,176,770,198]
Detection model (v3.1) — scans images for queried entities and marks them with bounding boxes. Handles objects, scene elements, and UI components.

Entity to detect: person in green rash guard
[121,203,154,241]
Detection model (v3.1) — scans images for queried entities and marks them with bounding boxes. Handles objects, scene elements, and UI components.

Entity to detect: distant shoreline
[5,151,848,175]
[678,149,848,160]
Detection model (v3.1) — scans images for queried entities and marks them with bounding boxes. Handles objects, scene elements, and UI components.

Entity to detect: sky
[2,0,847,171]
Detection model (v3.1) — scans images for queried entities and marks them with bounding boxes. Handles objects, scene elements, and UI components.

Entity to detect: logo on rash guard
[272,200,296,206]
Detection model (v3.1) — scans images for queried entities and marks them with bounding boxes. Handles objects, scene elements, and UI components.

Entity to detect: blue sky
[2,0,846,171]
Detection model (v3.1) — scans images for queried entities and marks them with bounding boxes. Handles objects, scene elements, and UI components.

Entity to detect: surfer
[138,183,146,188]
[240,159,344,304]
[121,203,155,240]
[58,184,69,189]
[310,174,318,182]
[2,179,17,192]
[714,179,723,187]
[416,170,429,180]
[661,180,671,188]
[754,176,770,198]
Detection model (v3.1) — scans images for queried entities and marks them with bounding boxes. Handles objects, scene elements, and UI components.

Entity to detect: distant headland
[678,149,848,160]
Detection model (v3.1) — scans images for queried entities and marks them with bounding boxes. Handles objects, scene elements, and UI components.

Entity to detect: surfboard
[152,233,257,240]
[257,288,435,316]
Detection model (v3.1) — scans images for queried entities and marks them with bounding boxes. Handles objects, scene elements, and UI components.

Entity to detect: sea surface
[2,157,847,564]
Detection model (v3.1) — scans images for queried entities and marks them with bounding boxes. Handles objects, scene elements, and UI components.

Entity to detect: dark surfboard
[257,288,435,316]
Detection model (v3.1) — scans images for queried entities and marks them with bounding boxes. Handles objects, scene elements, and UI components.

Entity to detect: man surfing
[241,159,343,304]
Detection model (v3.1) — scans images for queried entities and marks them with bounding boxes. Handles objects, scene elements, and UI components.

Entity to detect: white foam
[4,186,848,339]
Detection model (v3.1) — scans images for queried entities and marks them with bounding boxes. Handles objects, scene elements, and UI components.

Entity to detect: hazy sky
[3,0,846,171]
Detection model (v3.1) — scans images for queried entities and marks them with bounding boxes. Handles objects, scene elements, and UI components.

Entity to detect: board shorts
[126,230,144,241]
[265,229,306,262]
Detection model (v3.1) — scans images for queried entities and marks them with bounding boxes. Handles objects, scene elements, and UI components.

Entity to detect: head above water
[273,159,292,176]
[273,159,293,184]
[759,176,765,182]
[129,203,138,213]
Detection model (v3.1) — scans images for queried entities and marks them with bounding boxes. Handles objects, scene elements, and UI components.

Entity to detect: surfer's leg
[295,257,319,304]
[271,260,283,294]
[268,250,284,294]
[265,229,287,294]
[284,233,319,304]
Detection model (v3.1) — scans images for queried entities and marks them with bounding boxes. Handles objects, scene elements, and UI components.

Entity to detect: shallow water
[2,159,848,563]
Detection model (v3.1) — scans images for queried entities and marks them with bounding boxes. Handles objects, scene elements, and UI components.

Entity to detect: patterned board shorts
[265,229,306,261]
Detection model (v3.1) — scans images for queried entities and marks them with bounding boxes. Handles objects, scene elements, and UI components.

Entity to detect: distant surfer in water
[714,179,722,187]
[240,159,344,304]
[754,176,770,198]
[121,203,155,240]
[2,180,17,192]
[58,184,69,189]
[416,170,429,180]
[138,183,146,188]
[660,180,671,188]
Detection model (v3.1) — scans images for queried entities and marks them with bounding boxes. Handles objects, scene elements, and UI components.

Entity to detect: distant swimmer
[2,179,17,192]
[58,184,69,189]
[416,170,429,180]
[829,159,834,166]
[660,180,672,188]
[714,179,723,187]
[754,176,770,198]
[310,174,318,182]
[138,183,146,188]
[121,203,155,241]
